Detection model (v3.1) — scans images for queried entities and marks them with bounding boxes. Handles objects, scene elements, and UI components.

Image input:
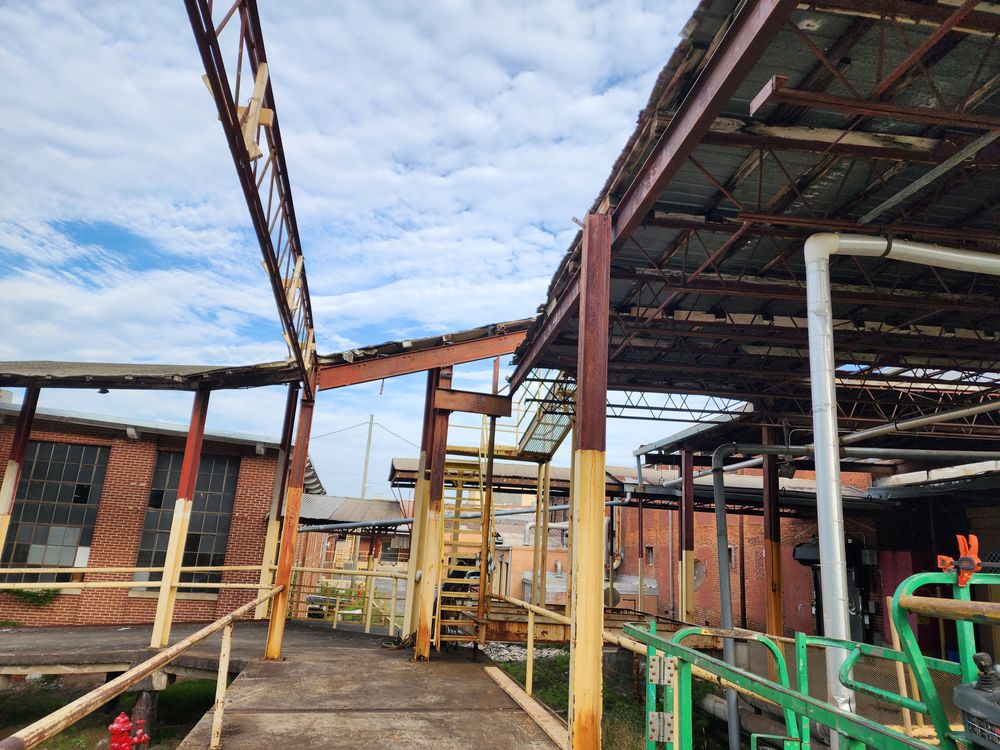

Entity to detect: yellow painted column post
[254,519,281,619]
[256,384,299,619]
[679,450,696,623]
[531,463,544,605]
[566,433,575,610]
[568,213,610,750]
[403,452,428,636]
[151,389,210,648]
[540,461,551,606]
[415,367,452,660]
[404,370,437,637]
[0,386,39,554]
[265,385,316,660]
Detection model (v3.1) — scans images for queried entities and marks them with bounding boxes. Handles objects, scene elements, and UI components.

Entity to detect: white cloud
[1,0,698,493]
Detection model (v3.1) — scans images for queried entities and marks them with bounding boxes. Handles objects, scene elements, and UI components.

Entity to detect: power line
[374,422,420,449]
[311,421,369,440]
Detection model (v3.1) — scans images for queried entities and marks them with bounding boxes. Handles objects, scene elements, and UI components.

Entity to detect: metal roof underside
[0,360,300,391]
[295,495,403,525]
[514,0,1000,457]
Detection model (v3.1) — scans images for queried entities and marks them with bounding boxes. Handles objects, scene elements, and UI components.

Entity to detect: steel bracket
[648,711,674,743]
[649,654,675,685]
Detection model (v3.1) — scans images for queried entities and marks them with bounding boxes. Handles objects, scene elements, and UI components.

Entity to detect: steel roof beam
[751,75,1000,130]
[615,272,998,312]
[510,0,796,390]
[185,0,316,395]
[701,128,1000,166]
[803,0,1000,37]
[613,1,796,247]
[317,330,526,390]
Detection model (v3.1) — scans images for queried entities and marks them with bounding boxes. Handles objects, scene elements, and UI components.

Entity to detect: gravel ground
[482,642,566,663]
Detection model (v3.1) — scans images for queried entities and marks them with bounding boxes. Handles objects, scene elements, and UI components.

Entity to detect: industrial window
[134,453,239,591]
[645,545,654,566]
[380,534,410,564]
[1,442,108,584]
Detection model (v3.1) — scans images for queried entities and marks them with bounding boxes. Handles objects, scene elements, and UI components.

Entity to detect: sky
[0,0,699,498]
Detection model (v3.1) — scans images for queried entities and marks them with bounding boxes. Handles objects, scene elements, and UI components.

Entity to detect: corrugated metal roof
[295,495,404,525]
[0,401,326,494]
[0,360,299,391]
[515,0,1000,452]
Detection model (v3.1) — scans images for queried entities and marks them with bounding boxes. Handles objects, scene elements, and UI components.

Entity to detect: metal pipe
[708,441,1000,730]
[841,398,1000,445]
[804,241,854,720]
[712,445,742,750]
[803,231,1000,721]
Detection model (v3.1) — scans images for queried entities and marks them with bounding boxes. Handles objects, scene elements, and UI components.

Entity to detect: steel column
[414,367,452,660]
[264,387,315,659]
[568,214,610,750]
[404,370,439,636]
[540,462,551,606]
[256,383,298,618]
[151,389,210,648]
[679,450,696,623]
[0,386,39,555]
[762,427,784,639]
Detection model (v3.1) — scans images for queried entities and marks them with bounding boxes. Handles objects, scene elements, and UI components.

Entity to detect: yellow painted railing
[0,587,282,750]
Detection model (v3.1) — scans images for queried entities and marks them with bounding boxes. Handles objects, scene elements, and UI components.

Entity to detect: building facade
[0,402,285,627]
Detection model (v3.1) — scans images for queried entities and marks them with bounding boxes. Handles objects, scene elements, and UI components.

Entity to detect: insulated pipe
[710,441,1000,731]
[841,398,1000,444]
[803,231,1000,719]
[712,446,742,750]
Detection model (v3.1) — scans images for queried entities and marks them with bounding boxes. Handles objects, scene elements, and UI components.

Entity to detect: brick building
[0,398,322,627]
[616,467,879,638]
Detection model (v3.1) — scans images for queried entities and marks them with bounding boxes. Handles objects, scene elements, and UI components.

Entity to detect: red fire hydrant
[109,712,150,749]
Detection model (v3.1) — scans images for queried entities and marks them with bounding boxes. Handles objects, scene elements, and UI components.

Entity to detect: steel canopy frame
[509,0,797,391]
[185,0,316,396]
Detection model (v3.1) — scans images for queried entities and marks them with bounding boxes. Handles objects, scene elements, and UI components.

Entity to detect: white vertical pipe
[803,230,1000,723]
[803,239,854,717]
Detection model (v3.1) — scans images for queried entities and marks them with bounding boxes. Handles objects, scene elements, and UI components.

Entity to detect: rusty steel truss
[185,0,316,395]
[512,0,1000,454]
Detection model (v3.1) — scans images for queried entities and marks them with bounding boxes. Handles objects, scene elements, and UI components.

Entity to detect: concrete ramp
[179,625,559,749]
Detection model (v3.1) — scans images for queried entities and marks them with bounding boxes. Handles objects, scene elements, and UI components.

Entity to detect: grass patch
[498,650,716,750]
[0,675,217,749]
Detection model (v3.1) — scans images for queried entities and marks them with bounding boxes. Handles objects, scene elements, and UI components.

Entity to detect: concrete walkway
[178,625,559,749]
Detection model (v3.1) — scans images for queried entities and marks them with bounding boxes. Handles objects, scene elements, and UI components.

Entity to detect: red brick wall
[0,415,276,626]
[618,475,881,637]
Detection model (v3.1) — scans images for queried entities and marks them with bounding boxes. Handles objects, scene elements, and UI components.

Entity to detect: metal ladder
[434,459,490,646]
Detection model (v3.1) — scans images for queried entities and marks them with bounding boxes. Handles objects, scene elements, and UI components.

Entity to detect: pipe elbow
[804,233,842,264]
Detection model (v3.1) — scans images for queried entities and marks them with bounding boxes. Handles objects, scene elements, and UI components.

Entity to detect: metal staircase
[434,460,490,645]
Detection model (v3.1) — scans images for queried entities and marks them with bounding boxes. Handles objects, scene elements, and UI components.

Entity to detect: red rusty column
[568,213,610,750]
[0,386,40,554]
[679,450,695,623]
[762,426,784,637]
[256,383,299,619]
[265,385,316,659]
[151,388,210,647]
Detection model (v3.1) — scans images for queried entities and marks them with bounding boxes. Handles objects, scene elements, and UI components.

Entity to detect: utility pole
[360,414,374,500]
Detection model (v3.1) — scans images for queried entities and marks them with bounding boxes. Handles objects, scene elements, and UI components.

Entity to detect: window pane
[134,452,240,591]
[0,441,108,583]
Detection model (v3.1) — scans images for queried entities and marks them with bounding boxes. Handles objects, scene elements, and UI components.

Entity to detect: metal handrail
[0,586,282,750]
[624,620,931,750]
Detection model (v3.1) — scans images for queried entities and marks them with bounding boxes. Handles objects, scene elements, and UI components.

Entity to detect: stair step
[439,634,480,642]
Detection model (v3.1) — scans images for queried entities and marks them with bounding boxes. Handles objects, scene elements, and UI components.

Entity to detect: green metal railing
[626,571,1000,750]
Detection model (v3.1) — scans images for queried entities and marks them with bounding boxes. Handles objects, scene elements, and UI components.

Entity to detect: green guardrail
[626,570,1000,750]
